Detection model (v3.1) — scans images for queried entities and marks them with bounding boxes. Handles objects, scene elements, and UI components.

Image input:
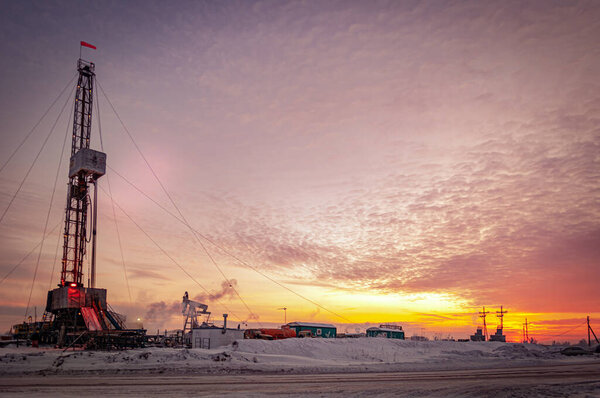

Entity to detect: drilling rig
[24,55,146,348]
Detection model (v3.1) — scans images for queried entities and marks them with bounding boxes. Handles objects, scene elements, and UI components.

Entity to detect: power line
[537,320,587,338]
[0,221,62,284]
[48,222,63,290]
[98,185,244,322]
[98,80,259,324]
[47,111,74,290]
[107,165,352,323]
[98,80,351,324]
[95,85,132,305]
[24,88,74,319]
[0,84,76,226]
[0,73,77,176]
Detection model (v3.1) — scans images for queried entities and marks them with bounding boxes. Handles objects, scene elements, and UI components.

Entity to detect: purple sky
[0,0,599,340]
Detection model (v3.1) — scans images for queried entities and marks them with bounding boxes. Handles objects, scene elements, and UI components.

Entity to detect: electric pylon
[479,306,490,341]
[496,306,508,330]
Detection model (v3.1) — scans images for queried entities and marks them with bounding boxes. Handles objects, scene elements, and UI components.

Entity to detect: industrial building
[192,325,244,349]
[286,322,337,338]
[490,306,507,342]
[470,327,485,341]
[366,324,405,339]
[489,328,506,342]
[471,306,507,342]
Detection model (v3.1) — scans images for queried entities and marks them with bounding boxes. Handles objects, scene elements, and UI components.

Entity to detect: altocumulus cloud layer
[211,111,600,312]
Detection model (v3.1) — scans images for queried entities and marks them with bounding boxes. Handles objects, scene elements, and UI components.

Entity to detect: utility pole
[479,306,490,341]
[278,307,287,324]
[523,318,529,343]
[588,316,599,347]
[496,306,508,330]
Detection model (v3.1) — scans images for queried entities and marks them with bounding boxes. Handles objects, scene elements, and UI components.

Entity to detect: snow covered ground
[0,338,597,376]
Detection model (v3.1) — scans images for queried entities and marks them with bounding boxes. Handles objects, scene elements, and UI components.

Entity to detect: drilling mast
[60,58,103,288]
[13,51,146,348]
[45,56,113,346]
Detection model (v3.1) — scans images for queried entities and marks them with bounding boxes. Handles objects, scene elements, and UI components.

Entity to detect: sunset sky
[0,0,599,343]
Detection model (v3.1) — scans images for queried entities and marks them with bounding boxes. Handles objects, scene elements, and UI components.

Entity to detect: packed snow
[0,338,597,376]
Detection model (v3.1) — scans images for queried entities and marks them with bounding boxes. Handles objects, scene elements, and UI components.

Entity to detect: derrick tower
[46,56,110,345]
[60,58,104,288]
[14,48,145,348]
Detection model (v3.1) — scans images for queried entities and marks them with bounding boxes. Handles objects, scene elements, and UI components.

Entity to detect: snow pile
[227,338,560,372]
[0,338,589,376]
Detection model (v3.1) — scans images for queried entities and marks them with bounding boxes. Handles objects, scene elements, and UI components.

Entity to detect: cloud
[144,301,180,324]
[308,307,320,320]
[241,313,260,324]
[193,279,238,303]
[128,268,172,281]
[204,107,600,312]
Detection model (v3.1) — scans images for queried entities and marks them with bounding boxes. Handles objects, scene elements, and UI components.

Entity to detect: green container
[287,322,337,338]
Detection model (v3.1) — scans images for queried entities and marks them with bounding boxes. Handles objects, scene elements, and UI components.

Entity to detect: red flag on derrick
[80,41,96,50]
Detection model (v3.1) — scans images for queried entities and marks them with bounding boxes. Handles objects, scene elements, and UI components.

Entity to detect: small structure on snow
[366,324,405,339]
[286,322,337,338]
[470,327,485,341]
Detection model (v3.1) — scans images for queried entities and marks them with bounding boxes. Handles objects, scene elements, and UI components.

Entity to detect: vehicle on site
[244,326,296,340]
[560,346,593,356]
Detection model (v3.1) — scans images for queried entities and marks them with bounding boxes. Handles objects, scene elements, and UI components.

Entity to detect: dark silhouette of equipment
[489,306,507,342]
[588,316,599,347]
[479,306,490,341]
[522,318,530,343]
[182,291,211,335]
[470,306,490,342]
[496,306,507,329]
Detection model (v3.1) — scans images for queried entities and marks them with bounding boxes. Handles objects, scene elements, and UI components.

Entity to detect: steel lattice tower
[40,53,144,348]
[60,59,95,287]
[496,306,507,330]
[479,306,490,341]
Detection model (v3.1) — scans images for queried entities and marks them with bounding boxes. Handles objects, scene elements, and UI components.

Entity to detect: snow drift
[0,338,594,376]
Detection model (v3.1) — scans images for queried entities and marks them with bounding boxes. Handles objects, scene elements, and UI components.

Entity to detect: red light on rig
[70,283,77,287]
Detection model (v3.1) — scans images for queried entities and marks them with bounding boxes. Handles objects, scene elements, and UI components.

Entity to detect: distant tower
[496,306,508,330]
[489,306,507,342]
[523,318,530,343]
[278,307,287,324]
[479,306,490,341]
